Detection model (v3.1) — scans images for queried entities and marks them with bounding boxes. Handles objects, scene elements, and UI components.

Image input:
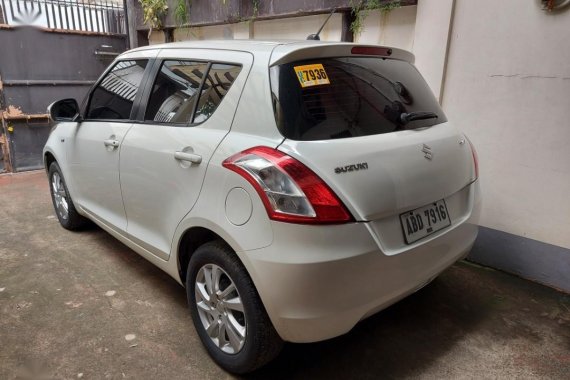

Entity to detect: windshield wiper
[400,111,438,125]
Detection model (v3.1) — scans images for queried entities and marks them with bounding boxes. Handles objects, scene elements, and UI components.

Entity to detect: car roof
[121,39,414,64]
[126,39,342,54]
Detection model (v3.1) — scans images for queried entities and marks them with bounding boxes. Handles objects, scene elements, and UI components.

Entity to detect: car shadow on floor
[245,265,491,379]
[84,224,191,310]
[85,224,490,379]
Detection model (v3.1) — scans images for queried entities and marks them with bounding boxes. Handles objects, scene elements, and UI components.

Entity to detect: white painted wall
[412,0,454,100]
[356,6,417,52]
[161,9,417,50]
[148,30,166,44]
[442,0,570,249]
[149,14,344,43]
[146,2,570,251]
[254,13,343,41]
[173,22,251,41]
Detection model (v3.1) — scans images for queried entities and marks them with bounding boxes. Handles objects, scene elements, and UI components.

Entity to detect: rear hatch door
[278,125,474,222]
[270,51,476,230]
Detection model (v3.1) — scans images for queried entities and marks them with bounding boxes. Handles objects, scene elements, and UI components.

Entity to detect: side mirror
[48,98,82,122]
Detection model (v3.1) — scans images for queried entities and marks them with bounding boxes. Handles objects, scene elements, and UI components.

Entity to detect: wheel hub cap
[195,264,246,354]
[51,172,69,220]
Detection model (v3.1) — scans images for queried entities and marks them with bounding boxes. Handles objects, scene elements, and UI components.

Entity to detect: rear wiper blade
[400,111,438,125]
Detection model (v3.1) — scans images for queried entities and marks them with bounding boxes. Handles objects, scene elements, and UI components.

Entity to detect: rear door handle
[103,139,120,148]
[174,151,202,164]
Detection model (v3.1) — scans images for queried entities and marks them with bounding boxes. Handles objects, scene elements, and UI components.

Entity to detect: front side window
[87,60,148,120]
[145,61,242,125]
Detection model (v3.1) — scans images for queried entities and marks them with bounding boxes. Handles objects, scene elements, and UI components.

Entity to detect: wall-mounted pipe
[2,80,95,86]
[94,51,120,57]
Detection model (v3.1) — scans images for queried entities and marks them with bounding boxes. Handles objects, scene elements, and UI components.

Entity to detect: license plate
[399,199,451,244]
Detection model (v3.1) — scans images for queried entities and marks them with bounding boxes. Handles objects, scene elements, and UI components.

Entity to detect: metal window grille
[0,0,126,34]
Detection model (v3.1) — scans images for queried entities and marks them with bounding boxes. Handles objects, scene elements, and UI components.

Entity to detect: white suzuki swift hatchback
[44,40,480,373]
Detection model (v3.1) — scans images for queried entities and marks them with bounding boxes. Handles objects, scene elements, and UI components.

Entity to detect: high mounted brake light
[223,147,353,224]
[351,46,393,56]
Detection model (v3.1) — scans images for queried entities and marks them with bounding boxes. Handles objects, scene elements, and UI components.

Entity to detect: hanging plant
[220,0,260,21]
[175,0,191,26]
[350,0,401,36]
[252,0,260,19]
[540,0,570,11]
[139,0,169,38]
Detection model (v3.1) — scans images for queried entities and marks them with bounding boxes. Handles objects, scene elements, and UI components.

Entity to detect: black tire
[186,240,283,374]
[48,162,88,231]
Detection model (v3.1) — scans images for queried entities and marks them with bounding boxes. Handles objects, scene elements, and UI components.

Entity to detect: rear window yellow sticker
[294,64,330,88]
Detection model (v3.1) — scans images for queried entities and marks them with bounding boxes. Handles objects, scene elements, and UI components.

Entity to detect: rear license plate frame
[399,199,451,245]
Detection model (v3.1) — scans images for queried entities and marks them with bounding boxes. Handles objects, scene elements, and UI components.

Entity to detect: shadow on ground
[1,172,569,379]
[83,219,570,380]
[247,271,487,380]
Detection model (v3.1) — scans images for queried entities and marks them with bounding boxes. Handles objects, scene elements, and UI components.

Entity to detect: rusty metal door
[0,0,128,173]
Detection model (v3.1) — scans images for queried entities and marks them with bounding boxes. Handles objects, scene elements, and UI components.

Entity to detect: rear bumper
[240,181,481,343]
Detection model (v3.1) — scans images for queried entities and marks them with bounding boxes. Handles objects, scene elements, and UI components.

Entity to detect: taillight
[222,146,353,224]
[467,137,479,180]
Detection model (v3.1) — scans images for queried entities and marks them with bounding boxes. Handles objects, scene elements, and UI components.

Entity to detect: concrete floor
[0,171,569,380]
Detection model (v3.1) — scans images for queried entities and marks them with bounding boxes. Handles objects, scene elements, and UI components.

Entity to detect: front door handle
[174,151,202,164]
[103,139,120,148]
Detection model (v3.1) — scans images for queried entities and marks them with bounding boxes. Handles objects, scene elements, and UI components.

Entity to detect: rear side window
[87,60,148,120]
[270,57,447,141]
[145,61,208,123]
[193,64,242,123]
[145,61,241,125]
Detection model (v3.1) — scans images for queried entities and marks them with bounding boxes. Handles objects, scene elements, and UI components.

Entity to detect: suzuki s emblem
[422,144,433,160]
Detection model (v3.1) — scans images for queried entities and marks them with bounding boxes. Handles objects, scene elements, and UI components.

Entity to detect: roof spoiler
[270,44,415,67]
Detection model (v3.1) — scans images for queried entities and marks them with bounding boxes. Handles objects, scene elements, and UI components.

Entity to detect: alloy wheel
[195,264,246,354]
[51,172,69,221]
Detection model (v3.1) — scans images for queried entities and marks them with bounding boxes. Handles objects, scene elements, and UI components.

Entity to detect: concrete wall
[149,29,167,45]
[173,22,251,41]
[356,6,417,51]
[253,13,343,41]
[412,0,454,100]
[439,0,570,291]
[442,0,570,250]
[144,2,570,291]
[151,1,570,248]
[151,7,417,48]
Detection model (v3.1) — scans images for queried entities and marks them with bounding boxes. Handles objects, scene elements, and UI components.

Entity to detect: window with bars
[0,0,125,34]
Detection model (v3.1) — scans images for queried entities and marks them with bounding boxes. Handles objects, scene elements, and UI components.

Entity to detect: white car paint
[44,40,480,344]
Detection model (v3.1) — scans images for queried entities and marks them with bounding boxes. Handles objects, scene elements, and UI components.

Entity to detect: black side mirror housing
[48,98,82,122]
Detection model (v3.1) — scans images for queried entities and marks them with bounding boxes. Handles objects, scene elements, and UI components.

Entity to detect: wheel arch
[43,150,74,197]
[177,226,234,286]
[44,151,57,172]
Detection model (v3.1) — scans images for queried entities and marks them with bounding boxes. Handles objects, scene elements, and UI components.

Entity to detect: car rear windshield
[270,57,447,141]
